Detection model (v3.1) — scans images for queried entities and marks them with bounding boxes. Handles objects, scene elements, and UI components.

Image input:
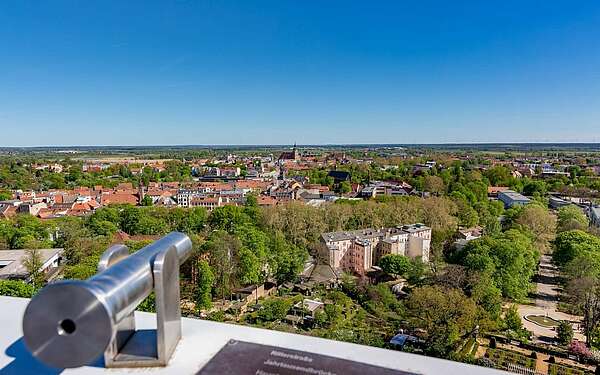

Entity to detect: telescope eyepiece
[23,281,113,369]
[57,319,77,336]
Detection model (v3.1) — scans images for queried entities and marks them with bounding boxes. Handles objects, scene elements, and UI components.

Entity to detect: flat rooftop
[0,249,62,279]
[322,224,430,243]
[0,296,506,375]
[498,190,530,201]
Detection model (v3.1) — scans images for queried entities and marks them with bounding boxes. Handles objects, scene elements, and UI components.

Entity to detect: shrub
[207,310,225,322]
[0,280,36,298]
[569,340,592,359]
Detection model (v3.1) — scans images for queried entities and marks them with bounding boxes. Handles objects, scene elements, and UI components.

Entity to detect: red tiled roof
[487,186,509,194]
[257,196,277,206]
[102,193,139,205]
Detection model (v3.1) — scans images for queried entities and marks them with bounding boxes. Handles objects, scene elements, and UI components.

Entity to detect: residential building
[0,248,63,281]
[219,166,241,177]
[360,181,413,198]
[267,180,302,200]
[16,202,47,216]
[321,224,431,276]
[497,190,531,208]
[453,227,483,251]
[176,188,212,207]
[549,196,572,210]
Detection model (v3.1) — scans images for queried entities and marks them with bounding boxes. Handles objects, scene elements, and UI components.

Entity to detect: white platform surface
[0,296,506,375]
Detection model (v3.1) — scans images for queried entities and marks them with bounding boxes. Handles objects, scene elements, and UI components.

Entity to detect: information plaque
[197,339,419,375]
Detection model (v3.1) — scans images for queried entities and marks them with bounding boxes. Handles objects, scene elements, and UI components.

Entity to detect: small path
[474,344,487,359]
[534,352,549,374]
[517,255,584,344]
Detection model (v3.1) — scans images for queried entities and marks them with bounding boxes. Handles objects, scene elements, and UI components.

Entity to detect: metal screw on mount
[22,232,193,369]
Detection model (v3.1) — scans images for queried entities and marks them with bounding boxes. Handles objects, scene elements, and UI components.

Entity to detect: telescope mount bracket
[99,244,182,367]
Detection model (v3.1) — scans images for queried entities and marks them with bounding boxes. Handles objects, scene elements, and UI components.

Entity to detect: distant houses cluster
[2,146,600,233]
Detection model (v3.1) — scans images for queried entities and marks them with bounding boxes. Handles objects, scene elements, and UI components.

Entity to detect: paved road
[517,255,584,343]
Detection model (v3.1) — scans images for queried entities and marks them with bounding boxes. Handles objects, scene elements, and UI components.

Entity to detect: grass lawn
[525,314,560,328]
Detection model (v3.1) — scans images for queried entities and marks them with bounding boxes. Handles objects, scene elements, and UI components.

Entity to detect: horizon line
[3,142,600,149]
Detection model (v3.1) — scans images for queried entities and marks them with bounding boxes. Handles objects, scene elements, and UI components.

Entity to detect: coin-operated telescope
[22,232,192,369]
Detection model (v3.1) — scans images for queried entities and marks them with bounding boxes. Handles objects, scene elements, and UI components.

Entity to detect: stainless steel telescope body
[22,232,192,369]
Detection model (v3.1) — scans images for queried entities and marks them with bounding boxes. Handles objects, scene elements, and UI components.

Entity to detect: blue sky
[1,1,600,146]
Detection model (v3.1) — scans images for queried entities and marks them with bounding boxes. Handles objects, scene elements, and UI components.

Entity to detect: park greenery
[552,228,600,348]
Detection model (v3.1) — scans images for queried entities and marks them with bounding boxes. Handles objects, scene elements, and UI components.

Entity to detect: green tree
[257,298,292,322]
[137,293,156,312]
[204,231,239,300]
[553,230,600,267]
[424,175,445,195]
[504,304,522,332]
[564,252,600,280]
[565,277,600,347]
[55,216,108,265]
[209,205,250,233]
[119,205,142,234]
[237,246,261,285]
[514,204,556,253]
[454,198,479,228]
[141,195,153,206]
[453,229,539,300]
[269,232,307,283]
[339,181,352,194]
[557,320,574,346]
[405,286,479,356]
[378,254,411,276]
[481,215,501,236]
[485,166,511,186]
[87,207,121,236]
[88,218,118,237]
[63,260,99,280]
[557,205,589,233]
[523,180,547,196]
[196,260,214,310]
[7,214,51,249]
[23,248,45,288]
[169,207,207,233]
[470,272,503,323]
